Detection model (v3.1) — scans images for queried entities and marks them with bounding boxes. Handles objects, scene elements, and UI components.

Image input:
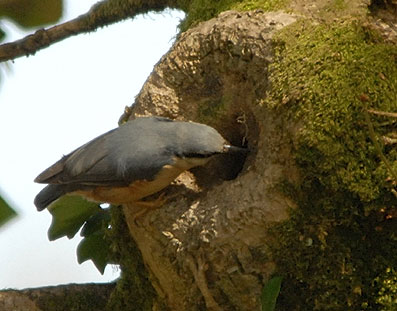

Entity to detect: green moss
[177,0,288,31]
[232,0,287,11]
[319,0,348,16]
[86,0,177,30]
[265,20,397,310]
[106,207,156,311]
[332,0,347,10]
[36,285,114,311]
[198,97,227,121]
[268,20,397,204]
[375,268,397,310]
[177,0,236,31]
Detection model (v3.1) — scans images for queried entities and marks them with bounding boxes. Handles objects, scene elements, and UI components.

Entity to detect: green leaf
[0,195,17,228]
[77,207,112,274]
[77,230,111,274]
[261,276,282,311]
[0,27,5,42]
[81,209,111,238]
[47,195,100,241]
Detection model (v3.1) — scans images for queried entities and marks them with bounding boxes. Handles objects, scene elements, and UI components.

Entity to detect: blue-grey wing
[34,118,174,186]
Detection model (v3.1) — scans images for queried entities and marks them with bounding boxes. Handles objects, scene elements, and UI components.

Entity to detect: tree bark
[0,283,115,311]
[123,10,299,310]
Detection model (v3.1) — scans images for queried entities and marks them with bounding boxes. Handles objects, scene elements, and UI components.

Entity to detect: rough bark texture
[0,283,115,311]
[123,10,299,311]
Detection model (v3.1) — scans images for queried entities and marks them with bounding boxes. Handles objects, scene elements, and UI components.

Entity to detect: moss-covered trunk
[114,1,397,310]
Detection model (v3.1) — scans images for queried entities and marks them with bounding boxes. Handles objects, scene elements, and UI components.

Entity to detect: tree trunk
[123,10,299,311]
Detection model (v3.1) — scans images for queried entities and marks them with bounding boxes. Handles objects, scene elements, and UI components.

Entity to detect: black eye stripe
[181,152,219,159]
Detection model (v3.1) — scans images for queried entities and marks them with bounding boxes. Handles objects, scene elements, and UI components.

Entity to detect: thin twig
[367,109,397,119]
[0,0,177,63]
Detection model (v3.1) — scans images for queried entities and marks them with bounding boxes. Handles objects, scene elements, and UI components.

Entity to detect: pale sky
[0,1,184,289]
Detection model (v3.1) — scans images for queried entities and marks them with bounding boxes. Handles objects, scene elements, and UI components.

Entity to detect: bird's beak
[223,144,249,154]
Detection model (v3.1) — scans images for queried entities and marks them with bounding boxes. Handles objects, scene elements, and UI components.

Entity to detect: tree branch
[0,0,179,63]
[0,283,116,311]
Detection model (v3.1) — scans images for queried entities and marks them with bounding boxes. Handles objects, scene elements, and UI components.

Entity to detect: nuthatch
[34,116,247,211]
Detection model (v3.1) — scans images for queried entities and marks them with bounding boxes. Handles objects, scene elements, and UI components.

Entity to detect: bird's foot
[131,192,171,226]
[135,192,168,210]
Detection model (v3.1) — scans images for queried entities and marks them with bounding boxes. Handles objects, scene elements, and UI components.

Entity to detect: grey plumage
[34,116,237,211]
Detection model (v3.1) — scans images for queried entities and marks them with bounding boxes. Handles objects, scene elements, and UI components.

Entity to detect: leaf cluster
[47,195,112,274]
[46,195,156,309]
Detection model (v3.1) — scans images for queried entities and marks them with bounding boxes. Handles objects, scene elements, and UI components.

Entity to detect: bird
[34,116,247,212]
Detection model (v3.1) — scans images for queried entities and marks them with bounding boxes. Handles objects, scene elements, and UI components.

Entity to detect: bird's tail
[34,184,68,211]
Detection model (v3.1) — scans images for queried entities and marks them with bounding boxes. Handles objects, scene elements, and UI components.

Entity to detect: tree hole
[192,109,258,187]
